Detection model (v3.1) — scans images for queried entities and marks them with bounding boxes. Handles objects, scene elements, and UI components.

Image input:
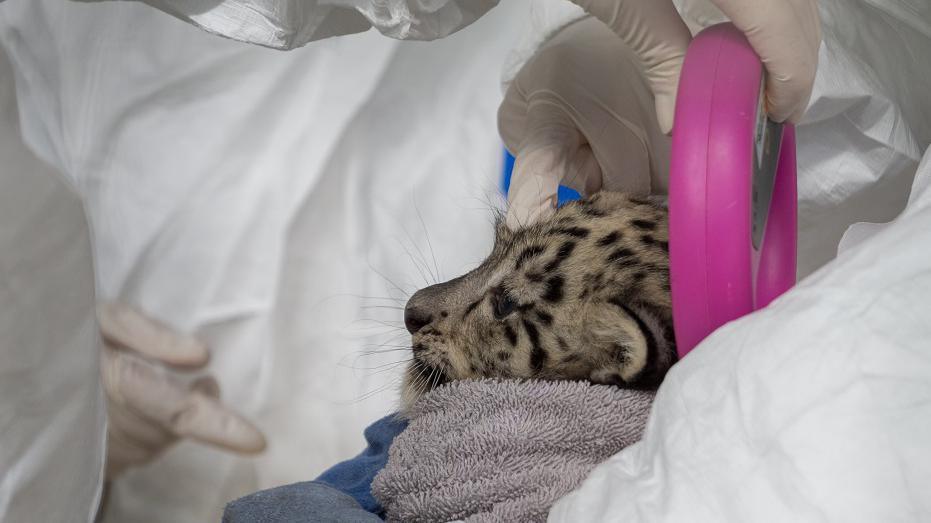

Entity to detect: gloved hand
[99,303,266,478]
[572,0,820,131]
[499,16,670,228]
[500,0,820,228]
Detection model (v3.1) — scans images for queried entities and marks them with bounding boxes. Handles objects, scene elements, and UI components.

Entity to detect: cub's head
[400,192,676,408]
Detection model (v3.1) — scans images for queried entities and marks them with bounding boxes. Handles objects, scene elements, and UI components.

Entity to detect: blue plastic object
[501,149,581,206]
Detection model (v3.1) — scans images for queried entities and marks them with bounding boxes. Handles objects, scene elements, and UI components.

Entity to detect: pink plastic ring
[668,23,798,358]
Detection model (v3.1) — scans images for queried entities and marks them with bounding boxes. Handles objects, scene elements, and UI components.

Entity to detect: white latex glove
[499,17,670,228]
[573,0,820,130]
[501,0,820,228]
[99,303,266,478]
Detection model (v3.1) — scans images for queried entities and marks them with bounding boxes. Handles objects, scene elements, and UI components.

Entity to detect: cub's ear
[582,299,673,388]
[580,300,646,382]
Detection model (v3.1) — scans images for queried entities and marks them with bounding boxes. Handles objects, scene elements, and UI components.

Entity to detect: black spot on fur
[607,248,635,263]
[610,252,641,270]
[633,271,647,282]
[526,272,545,282]
[610,344,629,363]
[659,241,669,252]
[440,311,448,318]
[579,204,607,218]
[597,231,622,247]
[562,353,581,363]
[516,301,535,312]
[413,343,427,353]
[497,350,510,362]
[607,299,663,387]
[552,226,590,239]
[535,310,553,326]
[640,234,656,246]
[463,298,482,317]
[515,245,546,270]
[522,319,547,373]
[631,219,655,230]
[542,275,565,303]
[557,336,569,352]
[603,373,625,386]
[543,241,576,272]
[522,319,540,346]
[663,324,676,347]
[503,324,518,346]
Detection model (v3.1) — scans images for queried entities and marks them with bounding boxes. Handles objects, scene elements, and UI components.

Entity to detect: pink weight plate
[669,23,798,358]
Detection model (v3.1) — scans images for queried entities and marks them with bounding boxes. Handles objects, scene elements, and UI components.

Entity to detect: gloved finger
[506,142,605,230]
[170,393,267,454]
[103,348,266,453]
[102,345,193,414]
[560,143,604,197]
[98,302,209,368]
[506,148,562,230]
[570,0,692,133]
[711,0,821,123]
[503,95,596,229]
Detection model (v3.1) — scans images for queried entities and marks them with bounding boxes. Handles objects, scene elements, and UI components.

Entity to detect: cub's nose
[404,304,432,334]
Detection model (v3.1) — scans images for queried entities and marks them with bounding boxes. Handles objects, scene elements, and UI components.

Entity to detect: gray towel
[371,379,654,523]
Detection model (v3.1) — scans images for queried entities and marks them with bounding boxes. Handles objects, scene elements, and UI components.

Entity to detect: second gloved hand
[499,17,670,229]
[501,1,820,229]
[99,303,266,478]
[570,0,820,131]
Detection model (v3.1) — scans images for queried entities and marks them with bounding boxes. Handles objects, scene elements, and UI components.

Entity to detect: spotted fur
[401,192,675,408]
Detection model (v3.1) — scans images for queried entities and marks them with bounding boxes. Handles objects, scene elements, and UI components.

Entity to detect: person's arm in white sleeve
[502,0,820,228]
[78,0,500,49]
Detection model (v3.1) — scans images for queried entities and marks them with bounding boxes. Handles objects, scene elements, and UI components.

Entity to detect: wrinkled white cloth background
[0,0,527,520]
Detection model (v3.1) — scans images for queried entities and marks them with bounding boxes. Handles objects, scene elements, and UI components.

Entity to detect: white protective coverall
[0,0,524,521]
[0,51,105,523]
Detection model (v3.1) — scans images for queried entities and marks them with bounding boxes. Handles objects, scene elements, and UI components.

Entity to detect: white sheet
[0,0,530,520]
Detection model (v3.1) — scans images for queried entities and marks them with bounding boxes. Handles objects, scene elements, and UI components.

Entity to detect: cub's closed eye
[492,290,517,320]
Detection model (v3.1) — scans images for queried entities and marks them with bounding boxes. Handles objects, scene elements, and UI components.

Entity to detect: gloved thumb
[503,96,603,230]
[571,0,691,134]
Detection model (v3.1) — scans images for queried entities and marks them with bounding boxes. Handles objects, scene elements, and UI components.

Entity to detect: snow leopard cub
[401,192,675,407]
